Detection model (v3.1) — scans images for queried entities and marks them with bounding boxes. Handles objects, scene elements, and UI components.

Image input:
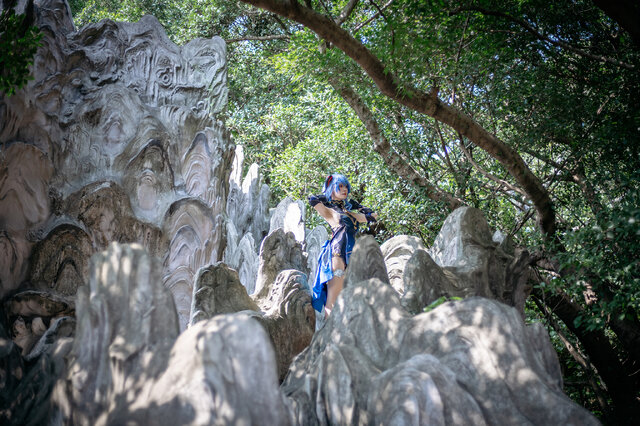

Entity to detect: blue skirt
[311,220,357,311]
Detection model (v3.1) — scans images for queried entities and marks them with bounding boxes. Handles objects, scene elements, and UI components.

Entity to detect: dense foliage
[69,0,639,421]
[0,7,41,96]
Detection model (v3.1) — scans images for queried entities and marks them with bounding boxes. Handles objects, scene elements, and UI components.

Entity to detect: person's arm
[348,199,378,224]
[347,210,378,223]
[309,194,340,227]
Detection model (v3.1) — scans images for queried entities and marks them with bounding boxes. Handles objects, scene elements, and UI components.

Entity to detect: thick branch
[329,78,464,210]
[240,0,557,239]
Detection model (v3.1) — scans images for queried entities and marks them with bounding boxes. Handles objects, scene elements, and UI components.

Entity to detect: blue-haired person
[308,174,377,318]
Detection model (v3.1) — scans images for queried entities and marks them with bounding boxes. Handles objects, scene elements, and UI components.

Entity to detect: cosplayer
[308,174,377,318]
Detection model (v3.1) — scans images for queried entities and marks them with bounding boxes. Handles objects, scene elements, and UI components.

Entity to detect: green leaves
[0,9,42,96]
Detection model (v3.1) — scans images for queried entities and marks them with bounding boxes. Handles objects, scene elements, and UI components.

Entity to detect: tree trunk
[533,287,640,420]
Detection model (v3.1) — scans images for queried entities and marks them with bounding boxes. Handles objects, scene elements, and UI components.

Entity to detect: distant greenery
[68,0,640,420]
[0,8,42,96]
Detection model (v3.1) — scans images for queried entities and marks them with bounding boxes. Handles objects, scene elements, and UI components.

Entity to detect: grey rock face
[303,224,328,284]
[1,0,234,334]
[223,221,260,291]
[28,223,94,296]
[189,262,260,327]
[381,235,463,314]
[252,270,316,381]
[226,150,272,248]
[127,314,292,426]
[254,228,307,298]
[269,196,306,244]
[428,206,531,314]
[223,146,272,293]
[284,278,598,425]
[57,243,179,425]
[189,261,315,382]
[343,235,390,288]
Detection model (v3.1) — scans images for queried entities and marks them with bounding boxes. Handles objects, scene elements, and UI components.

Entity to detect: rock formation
[0,1,599,424]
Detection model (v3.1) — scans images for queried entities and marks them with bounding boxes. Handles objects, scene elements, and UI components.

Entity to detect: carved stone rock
[428,206,530,312]
[189,262,260,327]
[125,314,292,426]
[269,196,306,244]
[304,224,328,283]
[343,235,389,289]
[28,223,93,295]
[252,270,315,381]
[283,276,599,425]
[4,290,74,320]
[58,243,179,425]
[162,198,222,329]
[254,228,306,298]
[189,264,314,382]
[226,155,271,248]
[223,221,259,292]
[381,235,463,314]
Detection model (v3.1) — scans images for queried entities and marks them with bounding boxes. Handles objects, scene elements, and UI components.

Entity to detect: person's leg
[325,255,346,318]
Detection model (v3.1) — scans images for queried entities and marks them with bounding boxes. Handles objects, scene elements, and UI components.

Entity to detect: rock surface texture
[0,1,599,425]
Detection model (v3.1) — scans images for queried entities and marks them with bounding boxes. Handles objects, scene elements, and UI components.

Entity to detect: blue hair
[322,174,352,208]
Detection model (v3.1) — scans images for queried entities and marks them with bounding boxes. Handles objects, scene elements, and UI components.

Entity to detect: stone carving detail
[0,142,53,297]
[28,223,94,296]
[254,228,307,298]
[1,0,233,328]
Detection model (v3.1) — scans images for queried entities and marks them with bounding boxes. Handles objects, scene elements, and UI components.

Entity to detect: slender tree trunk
[533,287,640,420]
[533,297,610,415]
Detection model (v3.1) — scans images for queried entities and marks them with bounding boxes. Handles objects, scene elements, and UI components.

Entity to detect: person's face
[333,183,349,200]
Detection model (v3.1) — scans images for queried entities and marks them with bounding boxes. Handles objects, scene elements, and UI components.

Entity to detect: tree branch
[336,0,359,25]
[329,78,464,210]
[458,136,528,198]
[353,0,393,32]
[239,0,557,240]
